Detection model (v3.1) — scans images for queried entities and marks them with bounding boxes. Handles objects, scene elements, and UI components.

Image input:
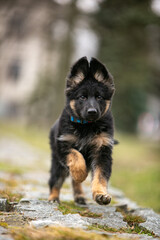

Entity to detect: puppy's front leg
[67,149,88,183]
[92,166,111,205]
[91,146,112,205]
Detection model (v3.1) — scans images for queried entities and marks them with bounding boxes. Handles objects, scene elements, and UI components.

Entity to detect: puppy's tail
[114,139,119,145]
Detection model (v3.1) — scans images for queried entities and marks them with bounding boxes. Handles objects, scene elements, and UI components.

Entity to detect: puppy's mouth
[85,114,99,122]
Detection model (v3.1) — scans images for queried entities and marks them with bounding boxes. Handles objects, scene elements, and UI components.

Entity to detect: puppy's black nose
[87,108,97,115]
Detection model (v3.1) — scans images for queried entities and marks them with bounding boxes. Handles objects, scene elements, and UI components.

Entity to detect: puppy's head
[66,57,115,121]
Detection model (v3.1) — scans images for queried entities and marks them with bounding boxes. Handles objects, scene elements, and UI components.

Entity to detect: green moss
[58,201,102,218]
[58,201,83,214]
[88,223,156,237]
[123,214,146,226]
[122,225,156,237]
[116,206,146,227]
[88,224,118,233]
[80,210,102,218]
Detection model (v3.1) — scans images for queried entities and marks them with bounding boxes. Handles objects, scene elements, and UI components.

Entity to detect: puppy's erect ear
[70,56,89,78]
[90,57,115,90]
[66,56,89,92]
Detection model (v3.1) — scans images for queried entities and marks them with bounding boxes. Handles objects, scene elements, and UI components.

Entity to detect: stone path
[0,136,160,240]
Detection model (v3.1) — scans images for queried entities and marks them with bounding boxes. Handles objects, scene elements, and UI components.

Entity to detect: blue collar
[70,116,93,124]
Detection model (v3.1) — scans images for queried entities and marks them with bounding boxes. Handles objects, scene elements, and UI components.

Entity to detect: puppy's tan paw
[48,188,60,203]
[95,194,111,205]
[48,195,60,203]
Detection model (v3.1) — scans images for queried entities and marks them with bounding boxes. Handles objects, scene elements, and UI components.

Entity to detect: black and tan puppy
[49,57,115,205]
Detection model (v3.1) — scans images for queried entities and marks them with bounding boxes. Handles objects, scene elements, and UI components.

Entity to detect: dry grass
[0,189,23,202]
[11,226,120,240]
[0,221,8,228]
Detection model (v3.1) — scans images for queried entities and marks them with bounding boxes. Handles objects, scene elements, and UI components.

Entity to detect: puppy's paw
[95,194,111,205]
[48,188,60,203]
[75,196,86,205]
[48,195,60,203]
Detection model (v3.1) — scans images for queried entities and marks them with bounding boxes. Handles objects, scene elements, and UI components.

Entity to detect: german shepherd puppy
[49,57,115,205]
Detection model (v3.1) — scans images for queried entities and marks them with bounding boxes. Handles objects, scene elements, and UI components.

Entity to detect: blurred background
[0,0,160,212]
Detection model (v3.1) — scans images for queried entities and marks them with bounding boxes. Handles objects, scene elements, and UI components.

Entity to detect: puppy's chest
[58,131,114,152]
[74,134,93,151]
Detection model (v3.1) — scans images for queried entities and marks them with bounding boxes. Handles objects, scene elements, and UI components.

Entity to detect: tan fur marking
[94,71,104,82]
[48,187,60,201]
[67,72,85,92]
[92,167,107,200]
[67,149,88,183]
[94,71,114,89]
[90,132,113,150]
[73,72,85,84]
[72,180,85,199]
[58,134,77,143]
[103,100,110,115]
[70,100,78,116]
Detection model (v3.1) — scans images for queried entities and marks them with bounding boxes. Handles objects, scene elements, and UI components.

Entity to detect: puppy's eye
[79,96,87,101]
[97,95,103,100]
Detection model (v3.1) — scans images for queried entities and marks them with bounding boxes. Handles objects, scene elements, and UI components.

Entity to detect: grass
[0,120,50,152]
[11,226,120,240]
[0,162,26,175]
[58,201,102,218]
[112,132,160,212]
[0,189,23,202]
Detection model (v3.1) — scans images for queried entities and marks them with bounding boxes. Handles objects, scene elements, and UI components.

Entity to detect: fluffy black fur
[49,56,115,205]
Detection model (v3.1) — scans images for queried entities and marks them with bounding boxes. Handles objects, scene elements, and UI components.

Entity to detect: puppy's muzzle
[87,108,99,120]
